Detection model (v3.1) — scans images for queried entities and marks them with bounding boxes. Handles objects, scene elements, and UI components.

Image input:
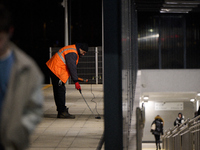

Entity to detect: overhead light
[138,34,159,41]
[197,93,200,96]
[181,2,200,5]
[160,10,190,13]
[163,4,198,8]
[165,0,200,5]
[160,8,192,13]
[190,99,195,102]
[162,0,200,13]
[148,29,153,32]
[161,8,170,12]
[165,2,178,4]
[143,96,149,100]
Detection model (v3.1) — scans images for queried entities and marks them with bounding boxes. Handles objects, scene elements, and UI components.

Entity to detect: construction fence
[49,46,103,84]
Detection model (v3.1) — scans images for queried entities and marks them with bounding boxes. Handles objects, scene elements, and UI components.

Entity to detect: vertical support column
[102,0,104,85]
[104,0,123,149]
[183,16,186,69]
[95,47,98,84]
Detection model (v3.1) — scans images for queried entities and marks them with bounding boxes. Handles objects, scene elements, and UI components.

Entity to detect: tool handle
[78,77,88,82]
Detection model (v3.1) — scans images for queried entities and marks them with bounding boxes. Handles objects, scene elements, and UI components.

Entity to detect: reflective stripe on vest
[57,48,77,64]
[46,45,79,83]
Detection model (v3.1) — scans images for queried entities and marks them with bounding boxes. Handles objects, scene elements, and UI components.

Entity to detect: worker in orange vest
[46,43,88,119]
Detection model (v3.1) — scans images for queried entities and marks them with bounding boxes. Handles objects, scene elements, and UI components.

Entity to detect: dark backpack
[155,120,162,132]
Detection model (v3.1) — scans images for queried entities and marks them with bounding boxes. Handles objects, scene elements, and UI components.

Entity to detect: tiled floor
[142,143,161,150]
[27,83,158,150]
[27,84,104,150]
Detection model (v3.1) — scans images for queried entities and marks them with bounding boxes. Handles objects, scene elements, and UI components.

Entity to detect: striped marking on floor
[42,84,52,90]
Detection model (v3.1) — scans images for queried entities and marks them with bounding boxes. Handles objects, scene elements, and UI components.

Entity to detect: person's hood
[75,43,88,57]
[177,115,184,120]
[155,115,164,124]
[75,43,81,56]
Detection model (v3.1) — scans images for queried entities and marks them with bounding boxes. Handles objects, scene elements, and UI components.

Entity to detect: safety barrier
[49,46,103,84]
[162,115,200,150]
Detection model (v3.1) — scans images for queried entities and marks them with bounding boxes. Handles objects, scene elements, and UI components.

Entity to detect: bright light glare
[190,99,195,102]
[149,29,153,32]
[138,34,159,41]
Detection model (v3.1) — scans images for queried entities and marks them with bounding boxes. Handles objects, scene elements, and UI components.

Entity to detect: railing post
[198,127,200,150]
[174,134,181,150]
[167,129,172,150]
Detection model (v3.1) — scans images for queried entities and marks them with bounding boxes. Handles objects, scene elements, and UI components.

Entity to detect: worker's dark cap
[80,43,88,52]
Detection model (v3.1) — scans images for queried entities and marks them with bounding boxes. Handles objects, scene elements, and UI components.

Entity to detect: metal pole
[95,47,98,84]
[49,47,52,59]
[64,0,69,46]
[102,0,104,85]
[63,0,69,84]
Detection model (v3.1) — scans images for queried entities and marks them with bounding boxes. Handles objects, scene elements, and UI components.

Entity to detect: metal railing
[162,115,200,150]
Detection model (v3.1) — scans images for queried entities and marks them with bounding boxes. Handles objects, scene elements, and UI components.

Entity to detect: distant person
[150,115,164,150]
[174,112,185,126]
[46,43,88,119]
[0,4,44,150]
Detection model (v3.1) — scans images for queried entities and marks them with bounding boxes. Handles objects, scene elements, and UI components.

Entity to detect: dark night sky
[1,0,102,83]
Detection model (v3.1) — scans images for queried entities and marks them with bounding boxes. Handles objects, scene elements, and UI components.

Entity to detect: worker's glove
[75,82,81,90]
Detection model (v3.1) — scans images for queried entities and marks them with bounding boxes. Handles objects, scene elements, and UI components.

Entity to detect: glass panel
[161,15,184,69]
[138,13,159,69]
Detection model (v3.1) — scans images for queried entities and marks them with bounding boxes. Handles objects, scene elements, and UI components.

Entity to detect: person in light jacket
[174,112,185,126]
[0,4,44,150]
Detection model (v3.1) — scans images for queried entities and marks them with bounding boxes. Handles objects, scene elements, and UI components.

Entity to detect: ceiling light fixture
[165,0,200,5]
[163,4,198,8]
[190,99,195,102]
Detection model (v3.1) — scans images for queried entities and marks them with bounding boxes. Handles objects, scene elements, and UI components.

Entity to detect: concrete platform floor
[27,84,104,150]
[27,83,159,150]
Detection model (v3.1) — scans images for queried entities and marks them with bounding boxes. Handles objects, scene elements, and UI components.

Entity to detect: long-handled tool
[78,77,88,82]
[79,89,101,119]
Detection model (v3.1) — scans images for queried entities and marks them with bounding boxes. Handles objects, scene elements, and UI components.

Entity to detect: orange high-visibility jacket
[46,44,79,83]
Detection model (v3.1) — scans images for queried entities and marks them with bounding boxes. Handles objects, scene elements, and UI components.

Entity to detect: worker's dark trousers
[49,69,66,112]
